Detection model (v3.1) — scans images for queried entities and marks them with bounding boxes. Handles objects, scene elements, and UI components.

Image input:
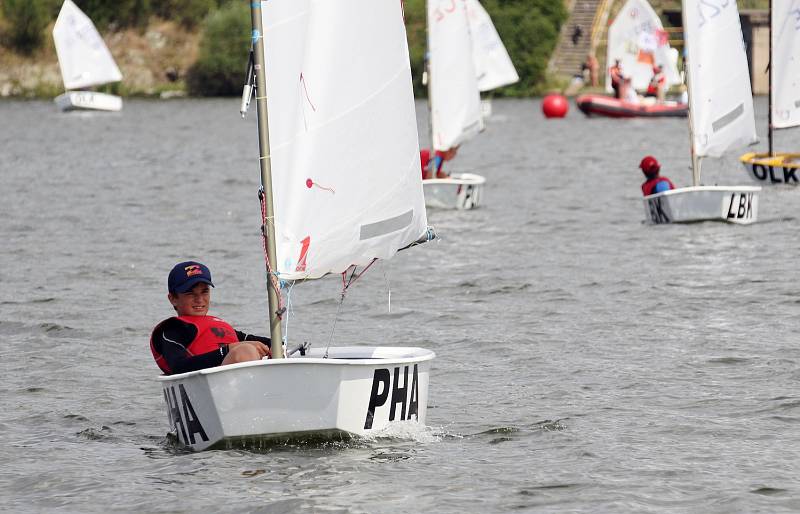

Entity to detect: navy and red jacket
[642,176,675,196]
[150,315,270,375]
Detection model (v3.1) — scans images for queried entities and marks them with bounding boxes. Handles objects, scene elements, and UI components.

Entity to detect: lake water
[2,97,800,513]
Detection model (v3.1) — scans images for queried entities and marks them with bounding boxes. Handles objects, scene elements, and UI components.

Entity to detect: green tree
[1,0,50,54]
[185,2,250,96]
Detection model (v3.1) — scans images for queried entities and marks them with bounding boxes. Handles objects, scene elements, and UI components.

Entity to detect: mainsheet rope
[323,259,378,358]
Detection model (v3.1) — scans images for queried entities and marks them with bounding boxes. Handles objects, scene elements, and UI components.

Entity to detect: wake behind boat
[52,0,123,112]
[576,94,687,118]
[158,0,436,451]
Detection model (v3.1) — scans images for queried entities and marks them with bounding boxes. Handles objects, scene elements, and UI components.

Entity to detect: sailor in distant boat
[639,155,674,196]
[609,59,625,99]
[150,261,271,375]
[420,146,459,179]
[645,65,667,103]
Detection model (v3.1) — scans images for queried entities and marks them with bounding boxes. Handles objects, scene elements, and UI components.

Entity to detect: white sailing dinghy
[740,0,800,185]
[423,0,486,210]
[52,0,123,112]
[643,0,760,225]
[606,0,682,96]
[465,0,519,118]
[157,0,435,451]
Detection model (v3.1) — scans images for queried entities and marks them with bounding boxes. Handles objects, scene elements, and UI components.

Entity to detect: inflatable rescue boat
[576,94,688,118]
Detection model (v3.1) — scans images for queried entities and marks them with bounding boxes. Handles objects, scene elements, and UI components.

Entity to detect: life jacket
[150,315,239,374]
[642,176,675,196]
[646,72,666,95]
[420,149,445,176]
[609,65,622,85]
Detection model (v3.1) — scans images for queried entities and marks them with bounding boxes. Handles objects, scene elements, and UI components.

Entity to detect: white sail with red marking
[428,0,483,151]
[684,0,757,158]
[259,0,428,280]
[606,0,680,94]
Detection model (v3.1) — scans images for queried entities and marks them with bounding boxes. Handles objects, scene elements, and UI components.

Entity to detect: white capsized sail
[606,0,681,93]
[464,0,519,91]
[772,0,800,129]
[684,0,757,158]
[428,0,483,151]
[260,0,428,280]
[52,0,122,90]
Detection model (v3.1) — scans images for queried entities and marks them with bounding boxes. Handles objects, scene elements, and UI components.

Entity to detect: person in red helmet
[420,146,459,179]
[640,155,674,196]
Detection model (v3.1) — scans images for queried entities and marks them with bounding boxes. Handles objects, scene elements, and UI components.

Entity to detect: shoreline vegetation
[0,0,567,99]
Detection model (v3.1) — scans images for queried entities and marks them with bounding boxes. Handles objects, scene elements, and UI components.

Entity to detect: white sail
[772,0,800,129]
[605,0,681,93]
[464,0,519,92]
[428,0,483,151]
[684,0,757,158]
[259,0,428,280]
[52,0,122,90]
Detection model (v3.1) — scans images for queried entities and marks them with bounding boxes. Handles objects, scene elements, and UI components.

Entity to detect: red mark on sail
[300,73,316,111]
[306,178,335,194]
[296,236,310,272]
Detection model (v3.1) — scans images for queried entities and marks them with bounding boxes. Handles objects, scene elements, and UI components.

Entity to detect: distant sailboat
[465,0,518,118]
[157,0,435,451]
[422,0,486,210]
[739,0,800,185]
[605,0,681,95]
[52,0,123,112]
[643,0,761,224]
[578,0,686,118]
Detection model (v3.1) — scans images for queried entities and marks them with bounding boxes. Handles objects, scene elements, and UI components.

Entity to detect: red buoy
[542,94,568,118]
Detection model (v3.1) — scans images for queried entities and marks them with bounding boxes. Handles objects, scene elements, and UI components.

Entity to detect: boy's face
[168,282,211,317]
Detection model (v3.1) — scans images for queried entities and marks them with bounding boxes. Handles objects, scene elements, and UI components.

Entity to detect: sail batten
[260,0,427,281]
[52,0,122,90]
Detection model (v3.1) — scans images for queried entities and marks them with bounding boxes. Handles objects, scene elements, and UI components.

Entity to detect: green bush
[185,2,250,96]
[152,0,217,28]
[1,0,50,54]
[75,0,151,29]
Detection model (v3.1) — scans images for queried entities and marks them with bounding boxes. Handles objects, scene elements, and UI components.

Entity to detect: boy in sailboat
[150,261,271,375]
[640,155,674,195]
[609,59,625,99]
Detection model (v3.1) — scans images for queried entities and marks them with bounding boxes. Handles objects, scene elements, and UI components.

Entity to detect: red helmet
[639,155,660,176]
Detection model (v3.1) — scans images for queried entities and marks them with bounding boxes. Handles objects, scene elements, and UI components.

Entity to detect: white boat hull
[54,91,122,112]
[643,186,760,225]
[740,152,800,185]
[423,172,485,210]
[157,346,435,451]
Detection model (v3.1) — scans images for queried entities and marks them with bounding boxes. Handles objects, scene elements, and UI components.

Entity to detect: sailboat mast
[682,0,700,186]
[249,2,285,359]
[768,0,774,157]
[425,2,436,178]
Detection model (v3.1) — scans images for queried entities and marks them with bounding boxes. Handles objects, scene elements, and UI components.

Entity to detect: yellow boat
[740,152,800,185]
